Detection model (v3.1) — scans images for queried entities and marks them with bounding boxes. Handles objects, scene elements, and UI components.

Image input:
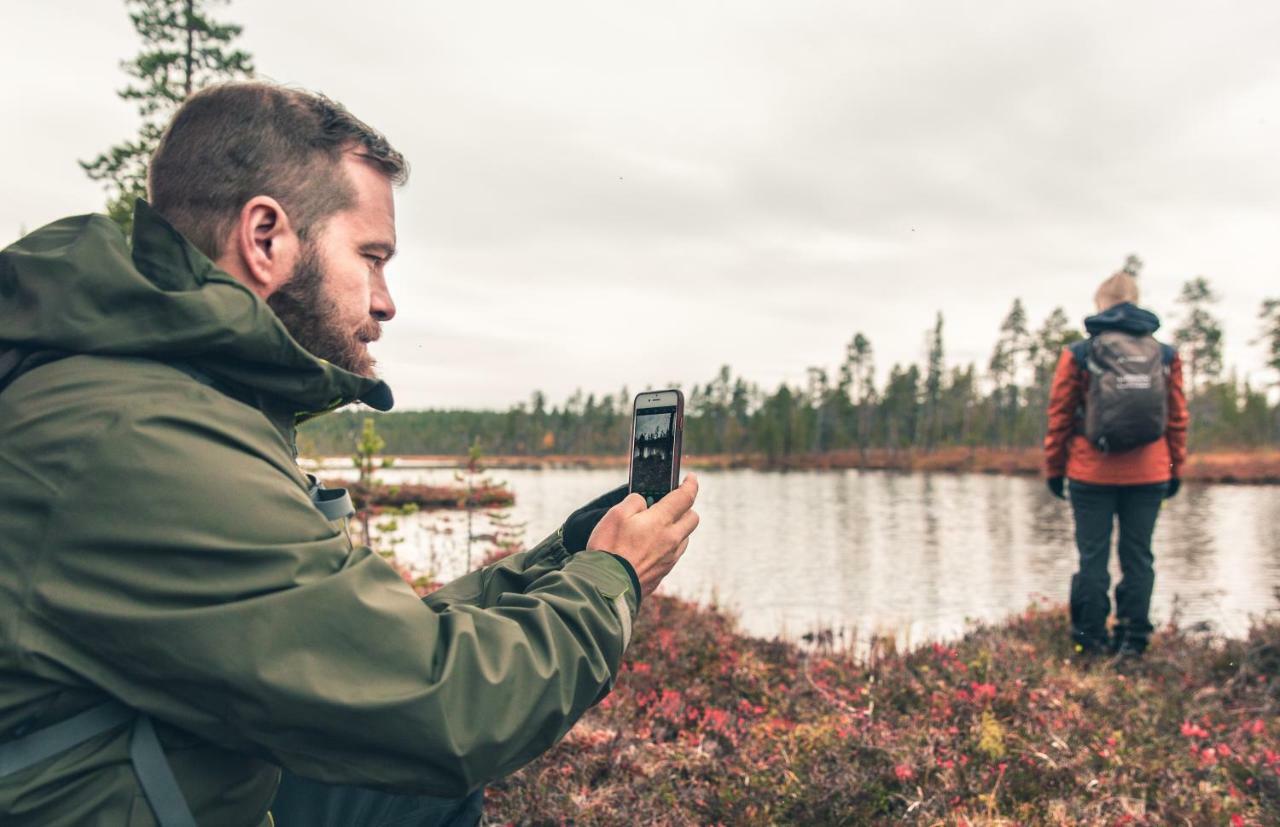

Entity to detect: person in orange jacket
[1043,270,1189,657]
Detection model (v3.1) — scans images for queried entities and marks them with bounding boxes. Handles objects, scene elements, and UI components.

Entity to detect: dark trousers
[270,769,483,827]
[1067,480,1167,651]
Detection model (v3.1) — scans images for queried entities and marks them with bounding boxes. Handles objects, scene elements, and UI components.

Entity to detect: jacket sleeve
[1043,348,1081,478]
[421,529,575,612]
[1166,351,1189,475]
[26,399,638,796]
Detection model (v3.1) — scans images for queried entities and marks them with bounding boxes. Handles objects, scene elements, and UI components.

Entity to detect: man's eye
[364,254,384,265]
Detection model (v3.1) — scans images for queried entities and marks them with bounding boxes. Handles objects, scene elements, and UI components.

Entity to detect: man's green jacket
[0,204,638,826]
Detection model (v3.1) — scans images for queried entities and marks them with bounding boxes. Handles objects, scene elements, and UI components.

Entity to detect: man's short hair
[148,82,408,259]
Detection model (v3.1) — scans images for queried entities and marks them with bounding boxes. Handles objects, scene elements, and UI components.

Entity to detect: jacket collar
[1083,302,1161,337]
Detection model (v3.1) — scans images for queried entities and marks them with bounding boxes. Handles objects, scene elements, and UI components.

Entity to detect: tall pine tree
[988,299,1031,444]
[1173,277,1224,397]
[921,313,945,449]
[81,0,254,236]
[1259,298,1280,382]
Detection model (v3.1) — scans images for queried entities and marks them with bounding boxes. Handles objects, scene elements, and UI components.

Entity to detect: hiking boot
[1115,639,1146,659]
[1110,622,1148,659]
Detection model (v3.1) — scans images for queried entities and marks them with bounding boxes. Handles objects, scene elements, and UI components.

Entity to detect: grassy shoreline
[481,594,1279,825]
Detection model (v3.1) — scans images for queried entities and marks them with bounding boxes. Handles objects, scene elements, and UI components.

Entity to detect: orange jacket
[1043,345,1189,486]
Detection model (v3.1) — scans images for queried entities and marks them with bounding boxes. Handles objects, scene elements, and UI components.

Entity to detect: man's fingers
[673,508,700,540]
[650,474,699,522]
[613,492,648,518]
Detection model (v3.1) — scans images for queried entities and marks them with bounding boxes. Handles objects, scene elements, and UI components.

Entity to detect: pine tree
[805,367,831,452]
[1259,298,1280,381]
[842,333,874,456]
[759,384,795,460]
[922,313,945,449]
[81,0,254,236]
[1173,277,1224,396]
[943,364,978,447]
[707,365,733,452]
[881,364,921,449]
[988,299,1031,443]
[1024,307,1082,436]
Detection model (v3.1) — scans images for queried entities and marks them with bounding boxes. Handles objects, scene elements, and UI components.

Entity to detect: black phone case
[629,390,684,499]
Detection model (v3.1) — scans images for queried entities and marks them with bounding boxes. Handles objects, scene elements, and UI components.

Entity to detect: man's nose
[371,275,396,322]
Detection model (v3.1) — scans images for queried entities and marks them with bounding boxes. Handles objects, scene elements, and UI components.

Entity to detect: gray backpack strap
[0,701,131,777]
[130,716,199,827]
[0,702,198,827]
[306,474,356,521]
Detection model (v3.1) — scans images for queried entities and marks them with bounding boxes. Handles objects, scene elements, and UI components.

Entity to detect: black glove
[1165,478,1181,499]
[562,484,629,552]
[1047,476,1066,500]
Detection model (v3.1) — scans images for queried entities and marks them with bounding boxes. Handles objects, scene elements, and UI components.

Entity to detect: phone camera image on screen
[632,407,676,502]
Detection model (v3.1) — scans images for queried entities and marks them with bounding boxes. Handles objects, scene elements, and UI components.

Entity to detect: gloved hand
[1165,477,1181,499]
[1046,476,1066,500]
[563,484,630,552]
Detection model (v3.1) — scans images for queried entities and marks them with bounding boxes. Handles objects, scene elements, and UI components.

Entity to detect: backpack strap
[130,716,199,827]
[0,701,198,827]
[0,701,131,776]
[1067,339,1094,435]
[306,474,356,521]
[1068,339,1092,372]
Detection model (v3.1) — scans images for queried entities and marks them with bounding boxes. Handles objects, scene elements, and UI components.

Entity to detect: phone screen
[631,406,678,505]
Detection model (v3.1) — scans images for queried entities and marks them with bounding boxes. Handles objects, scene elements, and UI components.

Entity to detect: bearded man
[0,82,699,826]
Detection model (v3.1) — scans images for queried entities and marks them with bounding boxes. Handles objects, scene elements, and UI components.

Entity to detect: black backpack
[1070,333,1174,453]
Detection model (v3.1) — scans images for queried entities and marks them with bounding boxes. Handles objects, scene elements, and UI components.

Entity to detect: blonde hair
[1094,271,1140,310]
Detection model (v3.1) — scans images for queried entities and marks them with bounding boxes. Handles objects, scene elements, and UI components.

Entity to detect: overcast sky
[5,1,1279,409]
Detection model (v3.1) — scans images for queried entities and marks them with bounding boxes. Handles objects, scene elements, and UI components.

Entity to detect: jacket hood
[0,200,393,416]
[1083,302,1161,337]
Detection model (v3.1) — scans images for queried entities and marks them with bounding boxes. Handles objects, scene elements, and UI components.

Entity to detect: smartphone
[628,389,684,507]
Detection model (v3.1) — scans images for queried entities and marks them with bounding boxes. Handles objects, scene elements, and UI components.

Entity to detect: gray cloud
[5,0,1279,409]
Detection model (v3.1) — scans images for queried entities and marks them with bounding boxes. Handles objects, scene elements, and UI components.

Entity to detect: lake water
[350,467,1280,644]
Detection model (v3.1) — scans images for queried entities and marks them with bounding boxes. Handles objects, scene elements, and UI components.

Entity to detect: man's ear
[219,196,301,299]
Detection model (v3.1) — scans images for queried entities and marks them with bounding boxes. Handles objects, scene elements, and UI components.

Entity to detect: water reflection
[370,467,1280,643]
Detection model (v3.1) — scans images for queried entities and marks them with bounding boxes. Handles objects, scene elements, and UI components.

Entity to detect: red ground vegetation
[469,592,1278,825]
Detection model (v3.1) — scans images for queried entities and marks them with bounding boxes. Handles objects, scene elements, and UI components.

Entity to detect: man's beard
[267,244,381,378]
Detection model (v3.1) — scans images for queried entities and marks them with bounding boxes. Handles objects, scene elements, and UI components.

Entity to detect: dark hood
[0,200,393,415]
[1083,302,1161,337]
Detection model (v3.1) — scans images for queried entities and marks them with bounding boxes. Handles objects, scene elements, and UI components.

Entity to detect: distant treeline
[301,276,1280,459]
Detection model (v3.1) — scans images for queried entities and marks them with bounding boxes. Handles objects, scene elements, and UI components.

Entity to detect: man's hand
[587,474,700,597]
[563,484,629,552]
[1047,476,1066,500]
